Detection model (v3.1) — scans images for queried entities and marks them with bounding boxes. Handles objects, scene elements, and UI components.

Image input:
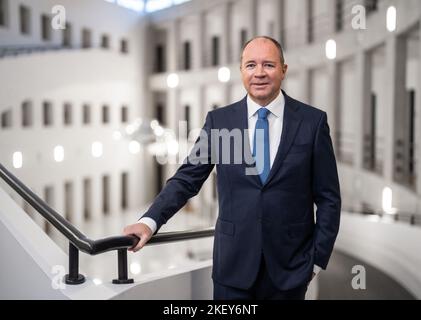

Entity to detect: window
[101,34,110,49]
[22,101,33,127]
[63,103,72,125]
[43,101,53,126]
[44,186,54,234]
[365,0,378,14]
[155,44,165,72]
[156,104,165,126]
[335,0,344,32]
[211,36,220,66]
[121,172,129,210]
[307,0,314,44]
[64,182,73,222]
[120,38,129,54]
[240,29,248,51]
[121,106,129,123]
[83,104,91,125]
[184,105,190,133]
[41,14,51,41]
[1,110,12,128]
[155,163,164,196]
[102,175,110,215]
[82,28,92,48]
[408,90,416,186]
[83,178,92,221]
[19,5,31,35]
[0,0,8,27]
[63,22,72,47]
[183,41,191,70]
[102,105,110,124]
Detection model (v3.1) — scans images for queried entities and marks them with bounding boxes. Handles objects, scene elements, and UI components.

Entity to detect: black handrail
[343,206,421,227]
[0,163,215,285]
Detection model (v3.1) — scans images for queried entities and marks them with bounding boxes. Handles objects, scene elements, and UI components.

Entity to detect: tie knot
[257,108,270,120]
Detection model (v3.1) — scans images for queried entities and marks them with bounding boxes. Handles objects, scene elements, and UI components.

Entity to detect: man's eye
[246,64,255,68]
[265,64,275,68]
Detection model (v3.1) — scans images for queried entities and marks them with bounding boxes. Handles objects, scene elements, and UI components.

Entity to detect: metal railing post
[65,243,85,285]
[113,249,134,284]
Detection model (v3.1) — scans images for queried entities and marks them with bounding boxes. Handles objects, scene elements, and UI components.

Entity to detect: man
[123,36,341,300]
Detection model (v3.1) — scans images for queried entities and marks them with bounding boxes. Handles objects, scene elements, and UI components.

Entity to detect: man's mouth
[252,83,269,87]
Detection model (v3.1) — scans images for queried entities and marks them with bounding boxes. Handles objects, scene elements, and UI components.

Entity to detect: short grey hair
[241,36,285,65]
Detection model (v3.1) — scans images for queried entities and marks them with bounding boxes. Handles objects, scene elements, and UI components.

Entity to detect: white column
[298,69,311,104]
[221,2,232,65]
[274,0,285,42]
[91,174,102,221]
[384,35,407,182]
[355,50,372,170]
[110,172,120,218]
[167,19,180,72]
[195,12,206,70]
[248,0,258,38]
[72,177,84,227]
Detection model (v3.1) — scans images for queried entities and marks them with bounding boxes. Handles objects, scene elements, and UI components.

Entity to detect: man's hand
[123,223,153,253]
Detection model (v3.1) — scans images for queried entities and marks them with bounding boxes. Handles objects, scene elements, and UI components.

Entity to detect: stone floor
[317,250,415,300]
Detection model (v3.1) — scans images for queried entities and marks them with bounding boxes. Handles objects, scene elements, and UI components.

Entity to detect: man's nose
[254,65,266,77]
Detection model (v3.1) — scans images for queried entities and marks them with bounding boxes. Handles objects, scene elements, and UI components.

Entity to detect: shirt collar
[247,90,285,119]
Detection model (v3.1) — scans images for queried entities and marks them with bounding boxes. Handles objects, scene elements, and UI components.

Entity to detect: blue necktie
[253,108,270,184]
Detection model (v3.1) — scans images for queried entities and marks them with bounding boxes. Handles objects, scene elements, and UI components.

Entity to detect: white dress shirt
[138,90,321,275]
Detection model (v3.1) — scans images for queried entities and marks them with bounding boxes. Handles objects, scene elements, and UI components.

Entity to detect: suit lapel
[263,92,302,186]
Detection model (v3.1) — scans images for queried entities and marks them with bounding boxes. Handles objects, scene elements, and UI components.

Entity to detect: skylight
[104,0,192,13]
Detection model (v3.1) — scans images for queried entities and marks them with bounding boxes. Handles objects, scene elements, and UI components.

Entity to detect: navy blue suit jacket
[143,91,341,291]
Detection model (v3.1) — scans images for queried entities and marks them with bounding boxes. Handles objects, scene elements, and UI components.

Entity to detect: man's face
[240,39,287,106]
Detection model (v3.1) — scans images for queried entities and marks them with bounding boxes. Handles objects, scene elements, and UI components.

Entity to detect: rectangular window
[211,36,220,67]
[155,44,165,72]
[307,0,314,44]
[101,34,110,49]
[120,39,129,54]
[22,101,33,127]
[19,5,31,35]
[102,175,110,215]
[41,14,51,41]
[155,163,164,196]
[102,105,110,124]
[83,178,92,221]
[212,36,219,67]
[121,106,129,123]
[156,104,165,126]
[0,0,9,27]
[82,28,91,48]
[365,0,378,14]
[335,0,344,32]
[43,101,53,126]
[369,93,376,171]
[64,182,73,222]
[184,105,190,133]
[1,110,12,128]
[240,29,248,51]
[121,172,128,210]
[83,104,91,125]
[63,22,72,47]
[63,103,72,125]
[408,90,416,185]
[183,41,191,70]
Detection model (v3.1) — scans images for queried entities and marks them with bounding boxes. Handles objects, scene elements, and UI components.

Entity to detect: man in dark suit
[123,36,341,300]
